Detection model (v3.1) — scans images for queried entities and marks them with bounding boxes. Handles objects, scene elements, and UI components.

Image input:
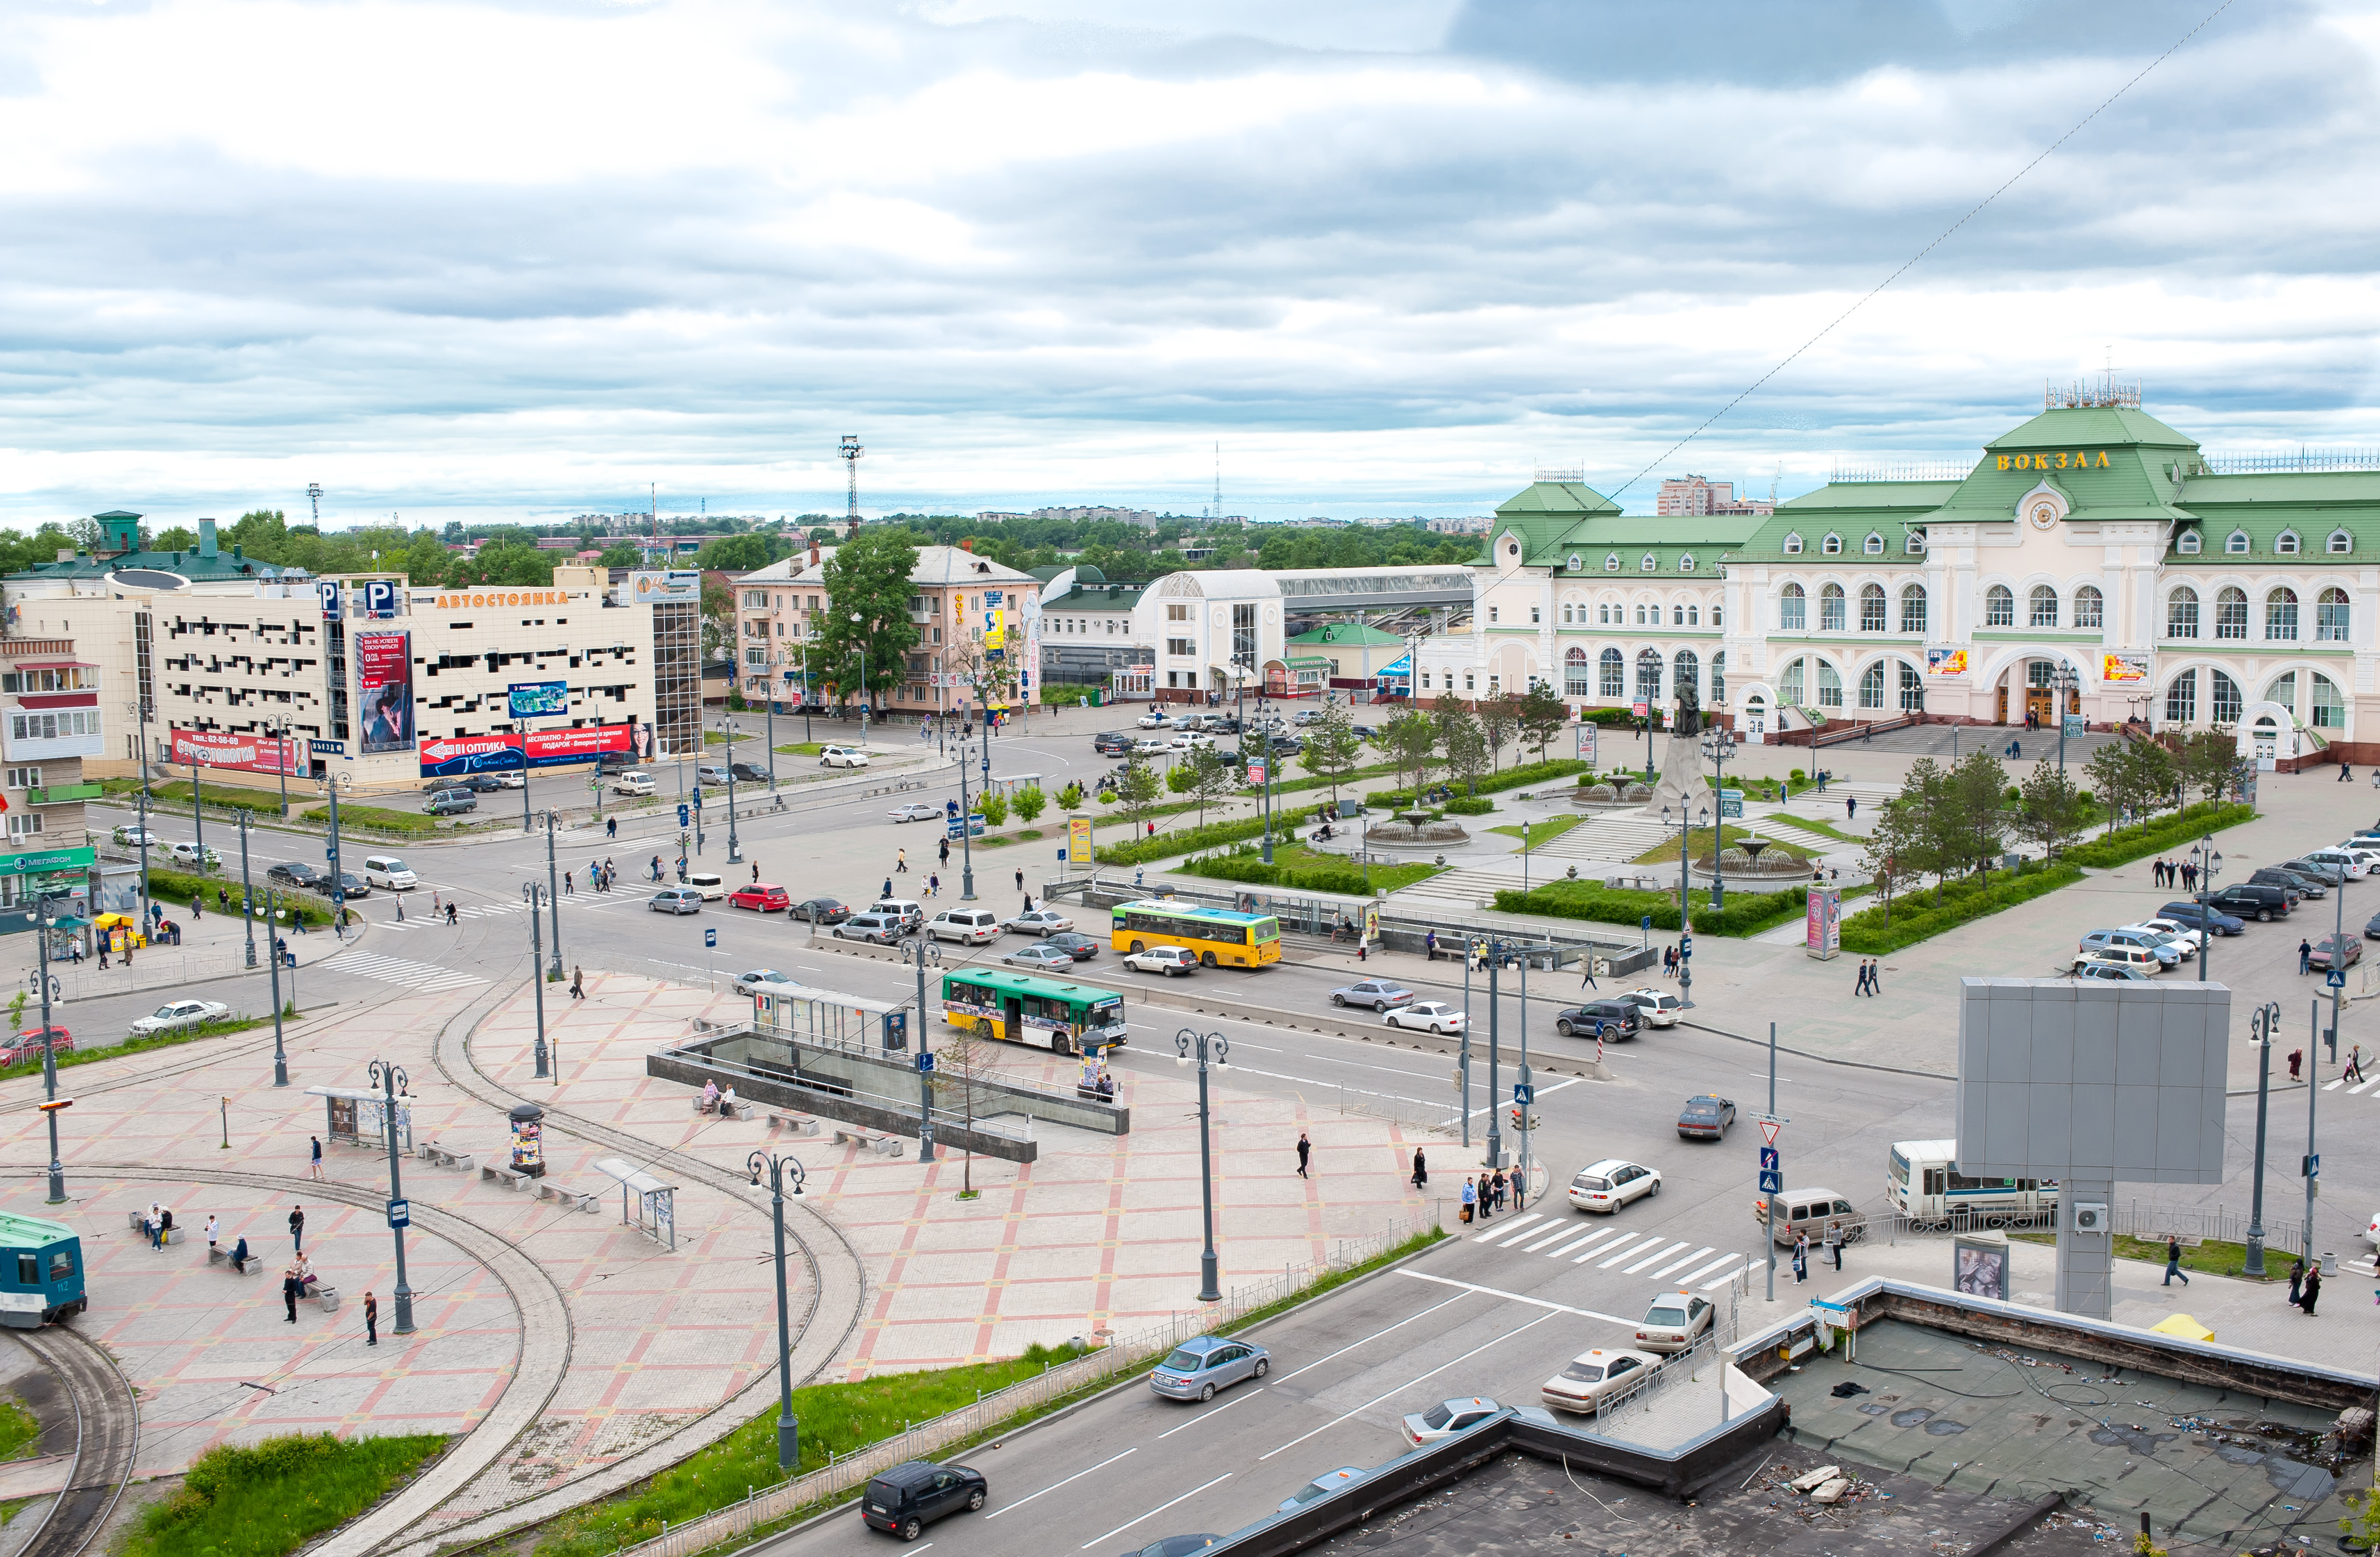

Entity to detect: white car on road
[112,825,163,849]
[886,803,942,823]
[1619,989,1684,1028]
[1539,1349,1662,1413]
[169,841,223,869]
[1167,732,1217,751]
[732,969,801,997]
[1384,1000,1465,1035]
[1006,908,1075,936]
[1002,943,1076,972]
[1137,710,1180,729]
[819,745,870,769]
[130,999,231,1037]
[1124,945,1199,976]
[1568,1158,1661,1213]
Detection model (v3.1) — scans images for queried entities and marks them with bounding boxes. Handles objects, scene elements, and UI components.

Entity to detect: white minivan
[688,871,727,901]
[611,769,655,796]
[362,855,419,890]
[928,908,1000,946]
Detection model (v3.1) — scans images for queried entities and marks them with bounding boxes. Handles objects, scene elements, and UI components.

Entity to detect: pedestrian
[2287,1256,2306,1307]
[1411,1147,1427,1189]
[1491,1168,1508,1213]
[607,816,618,839]
[1476,1170,1492,1222]
[2299,939,2314,974]
[939,838,950,866]
[193,894,203,920]
[2349,1046,2367,1084]
[309,1136,324,1181]
[1295,1132,1311,1178]
[927,873,940,898]
[218,885,229,911]
[1579,954,1597,990]
[98,944,109,970]
[143,1203,160,1249]
[896,848,907,874]
[1846,795,1857,820]
[364,1289,379,1346]
[1868,959,1882,995]
[1425,928,1438,962]
[881,876,893,900]
[649,856,662,882]
[2302,1264,2323,1316]
[751,862,761,883]
[283,1268,300,1323]
[1147,820,1156,839]
[1014,867,1025,892]
[564,871,574,895]
[2289,1046,2303,1082]
[570,966,584,1000]
[289,1204,304,1252]
[205,1213,218,1254]
[2342,764,2354,783]
[1824,1219,1844,1271]
[446,901,458,926]
[1853,960,1868,997]
[2162,1235,2190,1286]
[1460,1176,1475,1223]
[1792,1233,1809,1284]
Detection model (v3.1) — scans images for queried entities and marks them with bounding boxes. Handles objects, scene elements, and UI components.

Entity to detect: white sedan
[819,745,871,769]
[1130,737,1170,755]
[1384,1000,1465,1035]
[1621,989,1684,1028]
[1167,732,1217,750]
[1006,908,1076,936]
[1568,1158,1661,1213]
[1137,710,1178,729]
[112,826,164,848]
[2130,919,2203,957]
[1123,945,1199,976]
[733,969,801,997]
[130,999,231,1037]
[1539,1349,1663,1414]
[488,772,527,789]
[886,803,942,823]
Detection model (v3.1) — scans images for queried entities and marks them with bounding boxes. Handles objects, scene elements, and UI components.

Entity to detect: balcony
[26,783,101,804]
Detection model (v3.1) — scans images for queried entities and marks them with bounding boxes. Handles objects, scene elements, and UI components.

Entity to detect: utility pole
[237,812,257,969]
[35,901,64,1203]
[2245,1001,2279,1278]
[266,887,287,1087]
[544,812,563,980]
[902,937,940,1163]
[525,883,550,1079]
[1484,940,1504,1175]
[840,435,863,528]
[369,1058,417,1334]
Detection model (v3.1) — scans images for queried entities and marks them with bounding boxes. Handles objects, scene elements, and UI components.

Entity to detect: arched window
[1822,533,1843,555]
[1678,554,1696,572]
[1635,648,1664,703]
[1641,553,1659,573]
[1598,647,1623,699]
[1778,583,1806,631]
[1782,533,1803,555]
[2314,673,2346,729]
[1819,583,1846,632]
[2074,586,2103,629]
[1604,553,1620,571]
[2166,587,2199,638]
[1858,663,1886,708]
[1564,645,1592,698]
[2266,671,2297,712]
[2266,587,2299,640]
[2216,587,2248,639]
[2028,585,2059,628]
[2277,531,2301,554]
[1711,652,1726,706]
[1686,604,1700,626]
[1985,585,2014,627]
[1899,583,1927,634]
[1864,532,1885,555]
[2329,529,2353,554]
[2210,669,2243,724]
[1906,529,1927,554]
[1713,600,1723,627]
[1816,661,1843,708]
[1779,658,1803,706]
[1672,604,1685,626]
[1673,649,1700,701]
[2225,530,2250,554]
[1859,583,1886,632]
[1898,660,1923,712]
[2319,587,2350,642]
[2165,670,2197,724]
[2176,529,2202,554]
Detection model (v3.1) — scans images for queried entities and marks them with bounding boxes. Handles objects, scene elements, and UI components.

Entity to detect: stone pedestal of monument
[1639,730,1702,820]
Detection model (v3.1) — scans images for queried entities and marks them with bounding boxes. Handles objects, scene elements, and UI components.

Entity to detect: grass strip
[2009,1230,2279,1282]
[101,778,291,816]
[1629,822,1820,867]
[0,1016,272,1084]
[1839,861,2085,955]
[319,803,447,836]
[120,1431,448,1557]
[1494,880,1814,937]
[529,1226,1447,1557]
[1488,814,1586,845]
[1173,841,1443,895]
[0,1395,35,1461]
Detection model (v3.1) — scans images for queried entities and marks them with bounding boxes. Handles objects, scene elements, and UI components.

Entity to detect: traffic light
[1509,1105,1525,1133]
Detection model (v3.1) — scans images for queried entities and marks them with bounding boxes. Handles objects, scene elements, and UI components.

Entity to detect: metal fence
[1573,1268,1751,1448]
[1835,1203,2311,1261]
[608,1210,1443,1557]
[24,947,251,1004]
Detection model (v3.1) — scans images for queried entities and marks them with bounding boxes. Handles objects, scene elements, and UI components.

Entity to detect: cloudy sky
[3,0,2376,528]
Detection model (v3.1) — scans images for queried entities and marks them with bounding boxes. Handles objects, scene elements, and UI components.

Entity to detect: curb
[46,910,375,1009]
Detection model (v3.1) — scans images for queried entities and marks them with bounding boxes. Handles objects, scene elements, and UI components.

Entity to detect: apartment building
[0,637,103,930]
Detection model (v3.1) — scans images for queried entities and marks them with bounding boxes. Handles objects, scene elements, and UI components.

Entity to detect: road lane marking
[1589,1232,1646,1266]
[1493,1218,1553,1249]
[1155,1387,1267,1438]
[2353,1079,2378,1095]
[983,1447,1137,1520]
[1276,1292,1473,1383]
[1475,1212,1543,1245]
[1255,1312,1558,1464]
[1548,1227,1621,1259]
[1396,1271,1633,1325]
[2325,1079,2345,1091]
[1648,1246,1714,1280]
[1622,1240,1690,1275]
[1679,1252,1743,1286]
[1222,1061,1455,1113]
[1081,1472,1233,1549]
[1696,1259,1748,1291]
[1519,1222,1580,1253]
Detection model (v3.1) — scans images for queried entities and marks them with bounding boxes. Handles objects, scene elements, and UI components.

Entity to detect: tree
[1013,786,1047,826]
[1944,749,2011,878]
[2083,737,2176,835]
[1380,709,1438,807]
[815,527,921,708]
[1114,755,1164,834]
[695,533,774,572]
[2178,729,2236,807]
[699,575,735,659]
[1476,692,1519,773]
[1056,781,1084,811]
[1429,693,1479,793]
[1860,799,1919,928]
[2013,759,2087,858]
[980,790,1009,828]
[929,1018,1005,1197]
[1445,712,1490,795]
[1295,703,1364,804]
[1887,758,1960,904]
[1515,682,1569,762]
[596,541,643,569]
[1165,763,1195,797]
[153,525,197,552]
[2083,744,2134,836]
[1188,747,1238,829]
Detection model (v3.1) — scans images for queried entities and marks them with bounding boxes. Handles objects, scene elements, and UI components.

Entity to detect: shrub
[149,866,333,925]
[1444,796,1494,816]
[1493,881,1810,937]
[1012,786,1047,825]
[1839,861,2085,954]
[1055,782,1083,810]
[1182,851,1377,895]
[1092,806,1317,865]
[979,790,1010,828]
[125,1431,447,1557]
[2061,801,2254,870]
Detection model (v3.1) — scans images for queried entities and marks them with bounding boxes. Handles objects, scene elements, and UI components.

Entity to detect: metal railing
[606,1209,1443,1557]
[24,947,250,1004]
[1575,1270,1751,1446]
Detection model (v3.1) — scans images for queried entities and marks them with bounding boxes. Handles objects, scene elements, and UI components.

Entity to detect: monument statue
[1673,684,1702,738]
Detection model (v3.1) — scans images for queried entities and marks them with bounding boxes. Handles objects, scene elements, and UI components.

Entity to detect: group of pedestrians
[1784,1222,1848,1283]
[1459,1169,1513,1222]
[1851,958,1884,996]
[582,857,621,893]
[2148,857,2200,891]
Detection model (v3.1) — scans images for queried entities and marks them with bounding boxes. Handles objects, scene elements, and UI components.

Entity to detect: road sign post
[387,1198,411,1229]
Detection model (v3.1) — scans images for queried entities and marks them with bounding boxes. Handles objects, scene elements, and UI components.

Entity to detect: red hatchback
[0,1027,70,1068]
[729,883,790,913]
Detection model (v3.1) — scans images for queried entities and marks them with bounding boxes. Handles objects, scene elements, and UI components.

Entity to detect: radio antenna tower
[841,435,864,530]
[307,483,322,527]
[1212,443,1221,522]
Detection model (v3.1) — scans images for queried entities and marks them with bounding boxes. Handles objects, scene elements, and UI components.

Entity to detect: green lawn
[0,1015,273,1085]
[2011,1230,2279,1282]
[1488,814,1586,846]
[1630,823,1819,866]
[319,803,445,836]
[0,1396,35,1462]
[121,1433,448,1557]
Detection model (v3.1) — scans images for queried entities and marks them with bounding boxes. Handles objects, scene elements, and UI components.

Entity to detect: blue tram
[0,1212,84,1327]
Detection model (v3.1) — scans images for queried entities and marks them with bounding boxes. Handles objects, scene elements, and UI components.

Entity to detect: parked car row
[2070,830,2380,979]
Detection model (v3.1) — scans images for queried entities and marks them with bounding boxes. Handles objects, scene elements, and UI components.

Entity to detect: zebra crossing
[1466,1208,1752,1292]
[327,950,489,994]
[374,894,620,932]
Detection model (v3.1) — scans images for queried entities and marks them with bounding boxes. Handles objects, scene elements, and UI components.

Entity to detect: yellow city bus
[1110,899,1283,968]
[940,969,1128,1055]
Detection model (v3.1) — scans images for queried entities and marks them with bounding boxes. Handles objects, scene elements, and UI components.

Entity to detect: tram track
[9,1322,138,1557]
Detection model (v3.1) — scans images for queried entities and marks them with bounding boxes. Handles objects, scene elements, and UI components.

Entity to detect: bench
[479,1163,532,1191]
[423,1145,476,1172]
[833,1126,906,1158]
[124,1210,184,1245]
[691,1095,750,1119]
[207,1247,264,1276]
[535,1182,601,1213]
[767,1112,822,1136]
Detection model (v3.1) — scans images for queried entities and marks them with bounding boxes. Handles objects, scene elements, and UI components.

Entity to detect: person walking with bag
[1792,1232,1810,1284]
[1460,1176,1475,1224]
[1410,1147,1427,1191]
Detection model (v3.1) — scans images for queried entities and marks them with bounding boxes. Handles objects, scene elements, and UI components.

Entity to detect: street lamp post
[956,703,978,903]
[35,901,65,1203]
[270,715,293,818]
[1660,804,1706,1009]
[766,654,779,793]
[1485,938,1505,1176]
[543,811,563,980]
[719,716,742,865]
[2192,834,2223,986]
[1701,727,1737,911]
[524,883,550,1079]
[1174,1028,1230,1302]
[265,886,288,1086]
[2245,1000,2280,1278]
[321,773,350,935]
[2052,665,2081,771]
[746,1150,808,1469]
[900,937,940,1163]
[1519,819,1531,895]
[237,812,258,970]
[368,1058,417,1334]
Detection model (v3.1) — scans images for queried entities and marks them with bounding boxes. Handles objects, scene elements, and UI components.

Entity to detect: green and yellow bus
[1110,898,1282,969]
[941,969,1128,1055]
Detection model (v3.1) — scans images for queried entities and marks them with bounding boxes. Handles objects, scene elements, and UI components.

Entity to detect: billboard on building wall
[418,732,524,779]
[416,724,635,778]
[508,681,571,719]
[524,724,633,769]
[170,728,304,775]
[629,570,702,605]
[2102,652,2151,684]
[354,631,415,754]
[1925,648,1969,678]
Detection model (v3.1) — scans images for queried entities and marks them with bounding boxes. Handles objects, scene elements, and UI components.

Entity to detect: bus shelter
[755,983,910,1054]
[594,1157,678,1250]
[303,1085,414,1154]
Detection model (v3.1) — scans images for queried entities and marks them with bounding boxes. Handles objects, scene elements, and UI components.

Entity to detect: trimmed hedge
[2063,802,2256,870]
[1092,806,1317,866]
[1368,758,1590,809]
[1443,796,1494,816]
[1176,851,1432,896]
[1839,861,2085,955]
[1493,880,1813,937]
[148,866,336,925]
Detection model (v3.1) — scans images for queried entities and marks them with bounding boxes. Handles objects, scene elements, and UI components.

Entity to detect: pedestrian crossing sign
[2327,969,2346,988]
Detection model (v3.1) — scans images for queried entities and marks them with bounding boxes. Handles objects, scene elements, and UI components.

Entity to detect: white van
[362,855,418,890]
[611,769,655,796]
[928,908,1000,946]
[688,871,727,901]
[872,898,924,932]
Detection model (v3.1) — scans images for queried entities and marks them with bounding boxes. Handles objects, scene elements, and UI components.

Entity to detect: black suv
[1093,731,1134,756]
[2208,882,2293,921]
[2250,866,2323,900]
[861,1459,988,1541]
[729,761,768,782]
[792,896,851,925]
[1555,1001,1642,1040]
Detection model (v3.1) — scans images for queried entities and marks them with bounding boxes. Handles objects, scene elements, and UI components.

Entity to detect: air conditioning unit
[2073,1203,2110,1233]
